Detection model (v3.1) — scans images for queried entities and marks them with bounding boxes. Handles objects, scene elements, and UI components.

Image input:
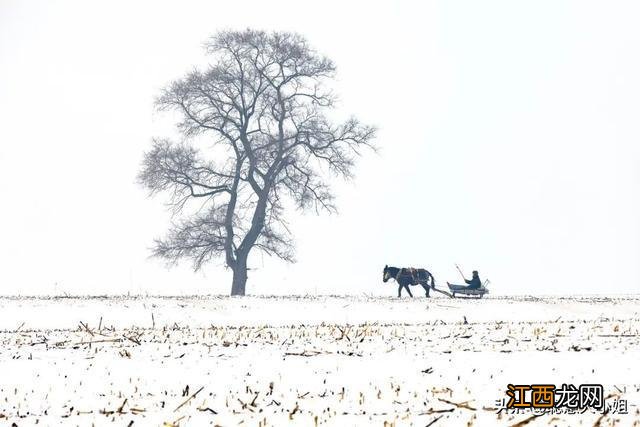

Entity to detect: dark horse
[383,265,436,298]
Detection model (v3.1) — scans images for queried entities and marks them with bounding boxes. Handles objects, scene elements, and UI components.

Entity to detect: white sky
[1,0,639,296]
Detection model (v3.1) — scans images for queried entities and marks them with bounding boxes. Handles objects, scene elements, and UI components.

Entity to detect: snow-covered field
[0,294,638,426]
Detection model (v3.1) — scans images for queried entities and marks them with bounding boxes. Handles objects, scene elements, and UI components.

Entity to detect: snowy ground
[0,294,639,426]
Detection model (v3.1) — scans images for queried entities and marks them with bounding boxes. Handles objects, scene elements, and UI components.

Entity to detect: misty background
[1,0,639,296]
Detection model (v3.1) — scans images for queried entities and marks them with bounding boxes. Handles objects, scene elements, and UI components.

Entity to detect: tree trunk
[230,255,248,296]
[230,195,266,296]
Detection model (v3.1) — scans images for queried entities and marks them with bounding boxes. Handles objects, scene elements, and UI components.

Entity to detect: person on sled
[447,269,482,289]
[465,270,482,289]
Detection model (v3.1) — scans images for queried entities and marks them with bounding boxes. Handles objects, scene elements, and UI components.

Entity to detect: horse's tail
[430,272,436,289]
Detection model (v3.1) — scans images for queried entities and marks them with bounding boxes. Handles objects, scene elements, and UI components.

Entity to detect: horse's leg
[397,284,402,298]
[421,283,430,297]
[405,285,413,298]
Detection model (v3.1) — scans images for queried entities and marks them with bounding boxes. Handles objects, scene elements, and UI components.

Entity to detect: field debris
[0,295,638,425]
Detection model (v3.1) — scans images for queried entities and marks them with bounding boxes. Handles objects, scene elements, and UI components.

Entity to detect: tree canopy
[139,30,376,295]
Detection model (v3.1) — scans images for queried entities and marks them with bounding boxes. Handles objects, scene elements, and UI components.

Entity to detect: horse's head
[383,265,396,283]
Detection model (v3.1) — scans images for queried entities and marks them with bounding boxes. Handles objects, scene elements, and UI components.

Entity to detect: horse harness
[396,267,424,282]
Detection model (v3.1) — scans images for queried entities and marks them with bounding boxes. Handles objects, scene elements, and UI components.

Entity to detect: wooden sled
[447,283,489,299]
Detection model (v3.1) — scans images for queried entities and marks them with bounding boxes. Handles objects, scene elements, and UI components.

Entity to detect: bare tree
[138,30,376,296]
